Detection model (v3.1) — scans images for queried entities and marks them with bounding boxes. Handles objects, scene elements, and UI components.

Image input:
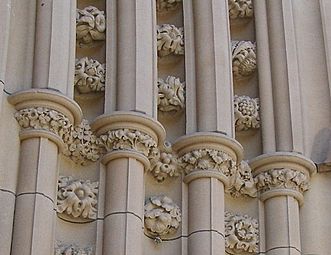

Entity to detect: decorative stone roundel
[234,95,260,132]
[157,24,184,57]
[229,0,253,20]
[232,41,257,80]
[157,76,185,112]
[144,195,182,238]
[156,0,182,13]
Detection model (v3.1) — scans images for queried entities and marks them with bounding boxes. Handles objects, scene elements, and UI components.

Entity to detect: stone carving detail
[148,144,180,182]
[228,161,257,198]
[76,6,106,48]
[74,57,105,93]
[158,76,185,112]
[234,95,260,132]
[156,0,182,13]
[98,129,157,157]
[144,195,182,238]
[180,149,237,177]
[225,211,259,254]
[157,24,184,57]
[229,0,253,20]
[55,242,93,255]
[232,41,257,80]
[63,120,100,165]
[255,168,310,194]
[57,176,99,220]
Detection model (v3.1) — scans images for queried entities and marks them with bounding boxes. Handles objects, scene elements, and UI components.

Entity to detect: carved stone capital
[234,95,260,132]
[229,0,253,20]
[157,24,184,57]
[173,132,243,186]
[75,57,105,93]
[57,176,99,220]
[158,76,185,112]
[250,152,316,205]
[144,195,181,238]
[55,242,93,255]
[76,6,106,48]
[156,0,182,13]
[225,211,259,254]
[232,41,257,81]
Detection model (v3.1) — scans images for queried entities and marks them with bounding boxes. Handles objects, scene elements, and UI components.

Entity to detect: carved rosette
[144,195,182,238]
[232,41,257,80]
[156,0,182,13]
[55,242,93,255]
[234,95,260,132]
[254,168,310,195]
[74,57,105,93]
[225,211,259,254]
[229,0,253,20]
[158,76,185,112]
[157,24,184,57]
[228,161,257,198]
[57,176,99,220]
[98,128,158,157]
[76,6,106,48]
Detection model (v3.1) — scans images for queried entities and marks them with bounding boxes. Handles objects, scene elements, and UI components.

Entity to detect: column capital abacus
[250,152,316,205]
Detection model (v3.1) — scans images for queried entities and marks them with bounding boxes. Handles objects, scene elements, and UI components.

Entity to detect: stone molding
[232,41,257,81]
[157,24,184,57]
[225,211,259,254]
[158,76,185,112]
[55,242,93,255]
[76,6,106,48]
[144,195,181,239]
[156,0,182,13]
[57,176,99,220]
[234,95,260,132]
[74,57,105,94]
[250,152,316,205]
[229,0,253,20]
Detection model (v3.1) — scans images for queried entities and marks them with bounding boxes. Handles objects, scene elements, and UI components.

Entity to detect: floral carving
[76,6,106,48]
[74,57,105,93]
[144,195,181,238]
[63,120,100,165]
[157,24,184,57]
[55,242,93,255]
[225,211,259,254]
[255,168,310,194]
[148,144,180,182]
[229,0,253,20]
[57,176,99,220]
[234,95,260,132]
[228,161,257,198]
[98,129,157,157]
[232,41,257,80]
[158,76,185,112]
[179,149,237,177]
[156,0,182,13]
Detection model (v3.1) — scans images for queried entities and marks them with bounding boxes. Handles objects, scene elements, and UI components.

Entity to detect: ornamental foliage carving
[76,6,106,48]
[229,0,253,20]
[144,195,182,238]
[225,211,259,254]
[57,176,99,220]
[74,57,105,93]
[228,161,257,198]
[232,41,257,80]
[157,24,184,57]
[98,129,157,157]
[255,168,310,194]
[179,149,237,177]
[234,95,260,132]
[156,0,182,13]
[55,242,93,255]
[158,76,185,112]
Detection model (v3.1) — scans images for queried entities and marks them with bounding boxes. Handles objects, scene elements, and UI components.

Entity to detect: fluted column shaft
[32,0,76,97]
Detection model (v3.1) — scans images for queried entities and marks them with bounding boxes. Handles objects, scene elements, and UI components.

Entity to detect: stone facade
[0,1,330,255]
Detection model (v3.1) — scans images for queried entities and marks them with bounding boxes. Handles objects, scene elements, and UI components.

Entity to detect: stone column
[8,89,82,255]
[32,0,76,97]
[174,133,243,255]
[250,153,316,255]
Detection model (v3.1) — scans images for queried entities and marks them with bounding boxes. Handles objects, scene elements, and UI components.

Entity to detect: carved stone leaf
[55,242,94,255]
[232,41,257,80]
[229,0,253,20]
[234,95,260,132]
[57,176,99,220]
[157,24,184,57]
[158,76,185,112]
[156,0,182,13]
